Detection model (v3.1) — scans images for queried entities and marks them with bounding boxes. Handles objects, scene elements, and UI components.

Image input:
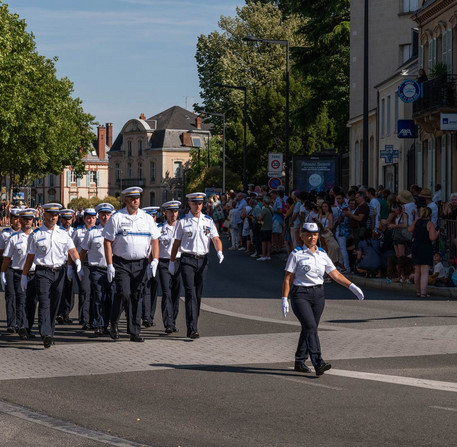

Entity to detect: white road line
[267,374,343,390]
[0,399,154,447]
[327,369,457,393]
[430,406,457,412]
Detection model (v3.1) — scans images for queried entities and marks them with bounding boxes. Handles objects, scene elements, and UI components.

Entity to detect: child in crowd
[429,252,447,286]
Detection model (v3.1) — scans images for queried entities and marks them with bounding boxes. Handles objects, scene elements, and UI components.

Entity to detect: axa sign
[397,120,417,139]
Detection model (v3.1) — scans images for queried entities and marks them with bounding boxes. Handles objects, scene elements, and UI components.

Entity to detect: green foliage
[430,62,448,78]
[67,196,121,210]
[186,166,242,194]
[0,3,96,186]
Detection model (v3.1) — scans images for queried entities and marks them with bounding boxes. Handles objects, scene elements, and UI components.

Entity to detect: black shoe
[165,326,173,334]
[81,323,91,331]
[6,327,15,334]
[56,315,64,324]
[63,317,73,324]
[143,320,151,328]
[94,328,103,336]
[315,362,332,376]
[103,327,110,335]
[27,331,36,339]
[294,362,311,373]
[43,335,53,349]
[110,325,119,340]
[172,327,179,333]
[189,331,200,339]
[18,328,28,340]
[130,334,145,342]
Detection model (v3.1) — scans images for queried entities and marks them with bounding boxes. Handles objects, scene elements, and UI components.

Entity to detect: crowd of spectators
[205,183,457,294]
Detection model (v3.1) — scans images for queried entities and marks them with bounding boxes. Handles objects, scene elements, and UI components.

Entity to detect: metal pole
[363,0,369,186]
[207,134,210,168]
[243,87,247,192]
[285,41,290,195]
[222,115,226,193]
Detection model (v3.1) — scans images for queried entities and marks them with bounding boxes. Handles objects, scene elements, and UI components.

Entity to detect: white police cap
[302,222,319,233]
[42,203,63,213]
[162,200,181,210]
[186,192,206,202]
[83,208,97,216]
[60,209,75,219]
[143,206,160,215]
[19,208,36,217]
[95,203,114,214]
[10,208,21,216]
[122,187,143,197]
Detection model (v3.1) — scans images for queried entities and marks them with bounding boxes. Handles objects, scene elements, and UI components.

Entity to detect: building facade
[108,106,211,206]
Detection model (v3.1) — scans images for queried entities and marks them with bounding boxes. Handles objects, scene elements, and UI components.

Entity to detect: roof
[108,133,123,153]
[148,105,212,131]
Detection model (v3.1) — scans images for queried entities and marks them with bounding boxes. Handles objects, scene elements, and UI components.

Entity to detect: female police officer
[281,222,364,376]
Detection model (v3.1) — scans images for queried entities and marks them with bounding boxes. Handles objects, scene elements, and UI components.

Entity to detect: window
[354,141,360,185]
[402,0,418,12]
[138,140,143,156]
[428,38,437,71]
[90,171,97,184]
[400,44,412,63]
[394,92,399,134]
[381,98,385,138]
[138,162,143,178]
[386,96,391,137]
[150,161,156,181]
[150,191,155,206]
[70,171,77,183]
[442,29,453,74]
[115,163,121,180]
[49,174,55,187]
[173,161,182,178]
[419,45,424,69]
[127,162,132,179]
[127,140,132,156]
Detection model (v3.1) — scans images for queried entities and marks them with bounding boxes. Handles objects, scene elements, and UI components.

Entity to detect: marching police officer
[79,203,115,336]
[56,209,76,324]
[1,208,37,339]
[169,192,224,339]
[72,208,97,330]
[281,222,364,376]
[21,203,81,348]
[0,208,21,333]
[158,200,182,333]
[103,187,160,342]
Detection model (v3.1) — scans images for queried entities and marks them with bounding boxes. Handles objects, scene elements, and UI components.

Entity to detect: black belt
[36,265,64,272]
[159,258,171,262]
[182,253,207,260]
[296,284,323,289]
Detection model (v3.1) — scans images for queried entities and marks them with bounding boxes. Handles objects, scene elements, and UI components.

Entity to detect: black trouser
[252,223,262,255]
[89,266,113,329]
[180,254,207,335]
[290,284,325,368]
[58,265,74,319]
[111,256,147,336]
[4,267,16,328]
[11,269,36,331]
[142,276,158,324]
[75,261,92,325]
[35,266,66,338]
[158,258,181,329]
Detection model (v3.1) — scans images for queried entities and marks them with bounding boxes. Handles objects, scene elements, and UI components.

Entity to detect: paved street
[1,240,457,446]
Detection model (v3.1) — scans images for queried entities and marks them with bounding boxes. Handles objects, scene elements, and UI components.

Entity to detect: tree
[0,2,95,191]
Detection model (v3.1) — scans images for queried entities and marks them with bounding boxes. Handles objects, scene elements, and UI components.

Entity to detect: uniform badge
[163,239,169,247]
[96,242,101,248]
[123,229,128,236]
[40,246,47,253]
[186,231,193,237]
[203,226,211,236]
[17,249,23,255]
[303,264,311,273]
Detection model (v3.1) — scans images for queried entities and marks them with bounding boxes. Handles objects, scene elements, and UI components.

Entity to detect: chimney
[196,116,202,130]
[139,113,146,120]
[97,125,106,160]
[106,122,113,148]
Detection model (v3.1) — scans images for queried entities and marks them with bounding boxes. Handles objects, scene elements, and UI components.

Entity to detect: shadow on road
[326,314,457,324]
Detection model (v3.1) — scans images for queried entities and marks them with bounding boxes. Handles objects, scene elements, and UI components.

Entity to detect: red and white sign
[268,177,281,190]
[268,153,283,177]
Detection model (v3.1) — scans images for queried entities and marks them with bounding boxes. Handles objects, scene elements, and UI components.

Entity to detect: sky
[7,0,243,135]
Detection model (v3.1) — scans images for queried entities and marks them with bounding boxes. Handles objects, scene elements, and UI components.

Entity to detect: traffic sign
[268,153,283,177]
[268,177,281,190]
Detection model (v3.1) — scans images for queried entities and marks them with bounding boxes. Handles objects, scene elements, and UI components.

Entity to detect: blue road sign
[398,79,421,103]
[380,145,399,164]
[268,177,281,190]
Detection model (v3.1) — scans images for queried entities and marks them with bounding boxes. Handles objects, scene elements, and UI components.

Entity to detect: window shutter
[96,171,100,187]
[77,175,81,187]
[67,170,71,186]
[447,29,453,74]
[86,172,90,187]
[419,45,424,69]
[428,40,432,70]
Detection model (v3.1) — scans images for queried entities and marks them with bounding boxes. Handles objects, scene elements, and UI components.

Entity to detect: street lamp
[214,82,247,191]
[201,110,226,193]
[243,35,290,194]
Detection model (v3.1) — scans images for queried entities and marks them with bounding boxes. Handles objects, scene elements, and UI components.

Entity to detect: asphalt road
[1,238,457,447]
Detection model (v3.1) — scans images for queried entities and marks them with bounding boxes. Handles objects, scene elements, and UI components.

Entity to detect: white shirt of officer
[27,225,76,268]
[158,221,181,259]
[81,225,108,267]
[0,227,14,251]
[173,212,219,256]
[285,245,336,287]
[4,230,36,271]
[72,210,96,253]
[102,208,160,260]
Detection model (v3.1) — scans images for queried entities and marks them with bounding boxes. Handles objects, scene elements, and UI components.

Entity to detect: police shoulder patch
[318,247,327,253]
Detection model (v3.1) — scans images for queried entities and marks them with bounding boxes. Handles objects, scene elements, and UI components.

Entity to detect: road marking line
[267,374,343,390]
[0,399,153,447]
[430,406,457,412]
[327,369,457,393]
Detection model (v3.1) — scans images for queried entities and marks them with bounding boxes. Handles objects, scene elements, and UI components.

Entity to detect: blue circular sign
[398,79,421,103]
[268,177,281,190]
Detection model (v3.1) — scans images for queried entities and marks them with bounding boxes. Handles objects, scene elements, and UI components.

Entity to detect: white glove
[217,250,224,264]
[21,274,28,292]
[0,272,6,290]
[168,261,176,275]
[281,297,289,318]
[74,259,82,273]
[349,283,364,300]
[67,265,74,281]
[107,264,115,283]
[148,259,159,279]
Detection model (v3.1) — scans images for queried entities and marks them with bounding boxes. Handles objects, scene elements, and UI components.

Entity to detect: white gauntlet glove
[74,259,82,273]
[217,251,224,264]
[0,272,6,290]
[281,297,289,318]
[148,259,159,279]
[349,283,364,300]
[107,264,115,283]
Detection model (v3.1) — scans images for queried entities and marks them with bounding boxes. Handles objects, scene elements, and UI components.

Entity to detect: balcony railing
[413,75,457,117]
[115,178,145,187]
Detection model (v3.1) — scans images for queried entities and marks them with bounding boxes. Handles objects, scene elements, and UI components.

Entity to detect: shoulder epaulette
[112,211,118,215]
[204,214,213,220]
[11,231,19,237]
[33,228,40,234]
[318,247,326,253]
[59,226,65,230]
[157,223,164,228]
[2,228,12,233]
[88,226,97,232]
[77,225,84,230]
[292,246,303,253]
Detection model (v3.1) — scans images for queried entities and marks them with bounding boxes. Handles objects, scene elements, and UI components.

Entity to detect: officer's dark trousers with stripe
[111,256,147,336]
[158,258,181,329]
[58,266,74,319]
[76,262,92,325]
[11,269,36,330]
[142,276,158,324]
[5,267,17,329]
[89,266,113,330]
[180,255,207,335]
[24,271,37,332]
[35,267,66,338]
[290,284,325,368]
